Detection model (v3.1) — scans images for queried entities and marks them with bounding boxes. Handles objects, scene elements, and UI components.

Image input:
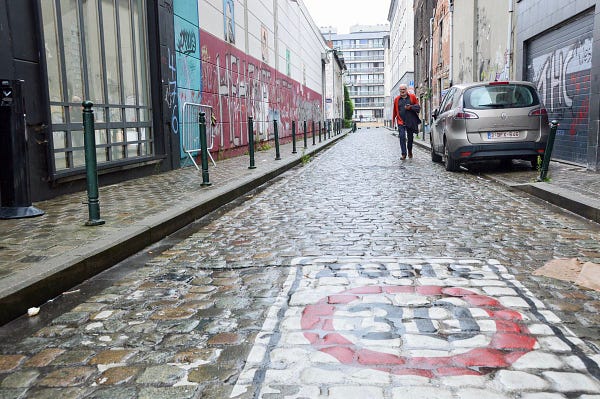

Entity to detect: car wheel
[431,138,442,163]
[443,141,458,171]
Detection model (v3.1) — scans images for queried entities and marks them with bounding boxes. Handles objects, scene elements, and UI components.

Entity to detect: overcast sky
[302,0,390,34]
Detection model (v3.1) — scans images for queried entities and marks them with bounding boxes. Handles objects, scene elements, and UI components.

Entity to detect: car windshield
[463,84,539,109]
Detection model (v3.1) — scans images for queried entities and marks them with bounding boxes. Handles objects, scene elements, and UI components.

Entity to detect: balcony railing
[344,56,385,62]
[347,67,385,74]
[347,80,384,85]
[336,44,384,50]
[350,91,385,96]
[354,103,386,108]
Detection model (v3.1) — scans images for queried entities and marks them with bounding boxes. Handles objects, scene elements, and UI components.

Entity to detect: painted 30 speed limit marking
[230,257,600,398]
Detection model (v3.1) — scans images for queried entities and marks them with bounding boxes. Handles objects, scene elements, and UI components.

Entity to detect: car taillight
[454,110,478,119]
[489,81,509,85]
[529,107,548,116]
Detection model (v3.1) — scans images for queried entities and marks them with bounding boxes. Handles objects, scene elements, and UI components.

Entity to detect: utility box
[0,79,44,219]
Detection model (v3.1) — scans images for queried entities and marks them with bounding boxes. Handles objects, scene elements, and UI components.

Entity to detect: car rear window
[463,84,540,109]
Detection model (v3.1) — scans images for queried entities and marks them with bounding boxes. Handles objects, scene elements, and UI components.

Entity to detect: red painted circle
[301,285,536,377]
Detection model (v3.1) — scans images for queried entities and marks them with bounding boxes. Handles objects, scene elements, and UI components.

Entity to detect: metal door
[525,10,594,165]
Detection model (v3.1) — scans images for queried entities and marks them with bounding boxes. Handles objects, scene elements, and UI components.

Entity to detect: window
[41,0,152,175]
[464,84,538,109]
[439,88,455,113]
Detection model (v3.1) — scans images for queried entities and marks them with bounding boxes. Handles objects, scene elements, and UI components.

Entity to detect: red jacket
[393,93,420,126]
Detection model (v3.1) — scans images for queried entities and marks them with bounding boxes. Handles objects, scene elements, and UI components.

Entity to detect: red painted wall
[200,30,322,156]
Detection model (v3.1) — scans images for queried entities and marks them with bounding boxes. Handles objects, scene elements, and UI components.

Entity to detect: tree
[343,85,354,125]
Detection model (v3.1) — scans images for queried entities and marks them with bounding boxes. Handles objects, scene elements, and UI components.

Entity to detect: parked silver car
[430,81,550,171]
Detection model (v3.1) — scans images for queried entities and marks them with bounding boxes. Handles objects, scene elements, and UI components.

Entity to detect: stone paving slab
[232,257,600,399]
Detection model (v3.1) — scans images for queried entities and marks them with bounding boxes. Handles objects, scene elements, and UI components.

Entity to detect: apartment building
[325,24,389,122]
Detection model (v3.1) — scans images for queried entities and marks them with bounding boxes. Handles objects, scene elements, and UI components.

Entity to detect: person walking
[392,85,421,160]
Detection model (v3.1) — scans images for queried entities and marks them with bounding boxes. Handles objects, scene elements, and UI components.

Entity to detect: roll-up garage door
[525,9,594,165]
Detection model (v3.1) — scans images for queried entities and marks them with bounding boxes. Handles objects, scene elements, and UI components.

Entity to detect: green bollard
[274,119,281,160]
[312,121,316,145]
[538,120,559,182]
[292,120,297,154]
[82,101,105,226]
[303,120,307,149]
[248,116,256,169]
[198,112,212,186]
[319,121,322,142]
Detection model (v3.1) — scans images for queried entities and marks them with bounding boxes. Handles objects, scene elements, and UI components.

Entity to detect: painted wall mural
[528,36,592,165]
[199,29,322,155]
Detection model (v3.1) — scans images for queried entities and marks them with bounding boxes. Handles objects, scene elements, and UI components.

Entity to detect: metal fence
[181,102,216,169]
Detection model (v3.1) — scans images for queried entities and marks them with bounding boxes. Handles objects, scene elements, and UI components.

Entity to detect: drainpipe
[505,0,513,79]
[449,0,454,87]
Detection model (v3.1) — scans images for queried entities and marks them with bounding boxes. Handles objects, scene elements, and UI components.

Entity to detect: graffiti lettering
[537,49,573,110]
[528,34,592,164]
[177,29,197,55]
[163,0,173,14]
[199,31,322,153]
[165,47,178,134]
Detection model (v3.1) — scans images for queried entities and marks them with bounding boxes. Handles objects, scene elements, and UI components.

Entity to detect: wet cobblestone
[1,129,600,397]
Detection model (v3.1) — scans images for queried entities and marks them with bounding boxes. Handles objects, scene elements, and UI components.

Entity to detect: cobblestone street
[2,128,600,398]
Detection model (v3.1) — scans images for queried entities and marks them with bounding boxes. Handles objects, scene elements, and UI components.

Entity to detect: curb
[511,182,600,224]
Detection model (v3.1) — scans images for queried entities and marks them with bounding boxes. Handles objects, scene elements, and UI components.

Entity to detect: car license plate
[487,131,520,139]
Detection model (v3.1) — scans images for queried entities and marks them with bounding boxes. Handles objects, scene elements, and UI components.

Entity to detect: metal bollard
[292,120,297,154]
[274,119,281,160]
[312,121,316,145]
[318,121,322,142]
[248,116,256,169]
[303,120,307,149]
[82,101,105,226]
[328,120,331,138]
[538,120,559,182]
[198,112,212,186]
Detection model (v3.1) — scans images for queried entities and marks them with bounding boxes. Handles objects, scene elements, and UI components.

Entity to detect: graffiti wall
[526,12,593,165]
[173,1,202,162]
[199,30,322,154]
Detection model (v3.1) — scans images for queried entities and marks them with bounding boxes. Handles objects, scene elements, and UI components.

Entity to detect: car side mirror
[432,109,439,119]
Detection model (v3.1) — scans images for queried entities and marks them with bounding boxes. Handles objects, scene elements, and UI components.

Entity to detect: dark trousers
[398,125,417,156]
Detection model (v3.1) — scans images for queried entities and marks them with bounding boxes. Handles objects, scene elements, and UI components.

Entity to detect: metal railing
[182,102,216,169]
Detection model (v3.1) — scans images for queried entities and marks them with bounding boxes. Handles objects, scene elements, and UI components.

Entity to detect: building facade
[323,49,346,123]
[327,25,388,122]
[388,0,415,111]
[0,0,333,203]
[413,0,437,129]
[430,0,513,108]
[515,0,600,171]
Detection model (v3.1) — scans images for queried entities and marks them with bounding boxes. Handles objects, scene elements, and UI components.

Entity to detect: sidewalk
[406,129,600,224]
[0,131,348,325]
